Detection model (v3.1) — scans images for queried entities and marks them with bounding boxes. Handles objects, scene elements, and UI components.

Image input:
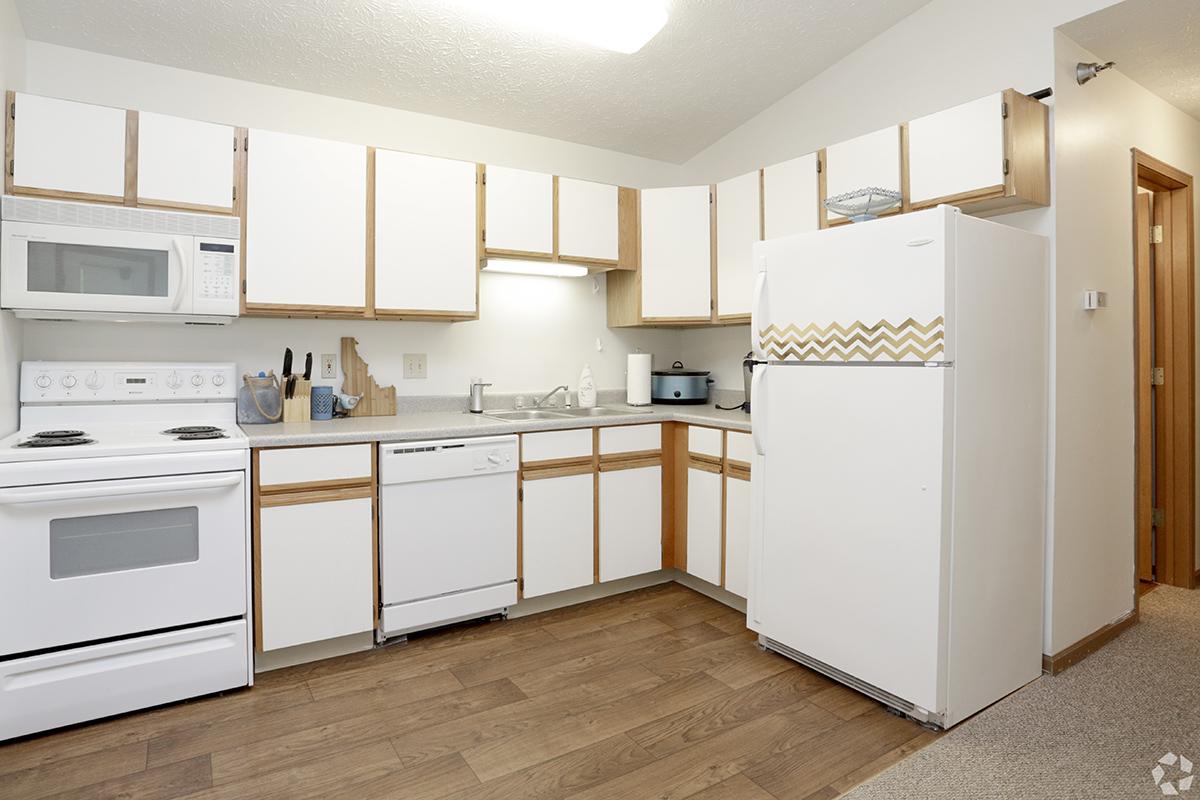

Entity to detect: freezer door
[752,206,953,364]
[751,363,951,714]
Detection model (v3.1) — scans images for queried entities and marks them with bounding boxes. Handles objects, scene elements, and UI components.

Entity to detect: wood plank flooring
[0,583,936,800]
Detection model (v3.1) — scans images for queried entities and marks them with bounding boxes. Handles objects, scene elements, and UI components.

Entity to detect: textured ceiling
[14,0,932,162]
[1062,0,1200,124]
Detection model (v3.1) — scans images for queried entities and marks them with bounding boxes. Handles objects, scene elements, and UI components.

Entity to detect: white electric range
[0,362,252,741]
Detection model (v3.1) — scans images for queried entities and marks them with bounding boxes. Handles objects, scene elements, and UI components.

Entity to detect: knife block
[282,378,312,423]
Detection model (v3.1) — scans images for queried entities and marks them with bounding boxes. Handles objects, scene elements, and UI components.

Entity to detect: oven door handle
[0,473,242,505]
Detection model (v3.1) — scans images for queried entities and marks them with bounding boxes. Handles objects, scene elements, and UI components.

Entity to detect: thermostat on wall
[1082,290,1107,310]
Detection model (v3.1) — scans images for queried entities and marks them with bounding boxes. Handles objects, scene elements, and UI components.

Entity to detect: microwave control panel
[193,238,240,312]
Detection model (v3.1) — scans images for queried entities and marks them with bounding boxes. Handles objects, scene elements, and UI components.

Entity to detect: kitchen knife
[282,348,293,379]
[302,352,312,382]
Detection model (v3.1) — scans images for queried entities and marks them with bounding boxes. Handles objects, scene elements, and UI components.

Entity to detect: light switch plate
[404,353,427,379]
[321,354,337,379]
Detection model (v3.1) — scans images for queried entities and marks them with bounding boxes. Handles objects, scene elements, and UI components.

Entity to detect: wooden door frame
[1132,148,1196,592]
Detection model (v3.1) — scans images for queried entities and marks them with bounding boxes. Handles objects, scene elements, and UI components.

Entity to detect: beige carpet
[843,586,1200,799]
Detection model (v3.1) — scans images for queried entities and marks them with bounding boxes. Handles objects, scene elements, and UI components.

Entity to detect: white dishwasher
[379,435,518,639]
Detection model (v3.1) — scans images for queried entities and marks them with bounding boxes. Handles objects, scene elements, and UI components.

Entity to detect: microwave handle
[0,473,242,505]
[170,237,186,311]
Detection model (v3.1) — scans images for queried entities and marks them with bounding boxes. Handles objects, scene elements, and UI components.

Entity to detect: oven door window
[27,241,169,298]
[49,507,200,579]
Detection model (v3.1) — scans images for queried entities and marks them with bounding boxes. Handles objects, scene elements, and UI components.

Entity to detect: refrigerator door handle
[750,268,767,360]
[751,366,766,456]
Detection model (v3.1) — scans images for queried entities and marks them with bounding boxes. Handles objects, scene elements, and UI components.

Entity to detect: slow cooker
[651,361,714,404]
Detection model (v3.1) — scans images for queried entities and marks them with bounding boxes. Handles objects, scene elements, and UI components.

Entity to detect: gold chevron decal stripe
[759,316,945,362]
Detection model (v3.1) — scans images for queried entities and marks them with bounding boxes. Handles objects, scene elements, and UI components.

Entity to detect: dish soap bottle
[578,364,597,408]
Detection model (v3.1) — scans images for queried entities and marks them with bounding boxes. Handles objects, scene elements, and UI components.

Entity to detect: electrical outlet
[321,354,337,379]
[403,353,427,379]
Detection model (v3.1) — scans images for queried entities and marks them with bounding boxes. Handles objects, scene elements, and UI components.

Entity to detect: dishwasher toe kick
[381,582,517,639]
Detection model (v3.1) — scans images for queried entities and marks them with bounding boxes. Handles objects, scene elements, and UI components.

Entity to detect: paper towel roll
[627,353,652,406]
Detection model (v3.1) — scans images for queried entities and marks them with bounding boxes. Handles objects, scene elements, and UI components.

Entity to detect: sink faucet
[534,385,569,408]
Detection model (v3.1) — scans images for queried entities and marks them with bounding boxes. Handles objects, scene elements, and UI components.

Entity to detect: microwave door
[1,221,190,315]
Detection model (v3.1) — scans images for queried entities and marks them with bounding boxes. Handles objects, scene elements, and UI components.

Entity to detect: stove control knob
[85,372,104,390]
[212,374,226,387]
[190,374,204,387]
[61,375,77,389]
[166,372,182,390]
[34,374,52,389]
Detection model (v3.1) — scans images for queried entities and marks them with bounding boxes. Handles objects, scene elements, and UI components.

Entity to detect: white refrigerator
[747,205,1047,729]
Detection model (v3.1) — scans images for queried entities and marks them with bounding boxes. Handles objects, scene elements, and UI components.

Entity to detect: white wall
[22,272,680,397]
[1050,32,1200,646]
[0,0,25,434]
[15,42,687,398]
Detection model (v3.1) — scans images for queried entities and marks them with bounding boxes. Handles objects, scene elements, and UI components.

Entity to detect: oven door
[0,221,193,315]
[0,471,246,656]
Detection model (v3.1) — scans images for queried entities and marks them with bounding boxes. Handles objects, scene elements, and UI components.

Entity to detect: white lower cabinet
[723,474,751,598]
[258,495,374,651]
[522,473,594,598]
[599,466,662,582]
[686,466,723,585]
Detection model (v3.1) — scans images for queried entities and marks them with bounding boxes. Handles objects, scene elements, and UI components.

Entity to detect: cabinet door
[724,474,750,598]
[823,126,902,223]
[522,472,594,598]
[641,185,712,320]
[484,165,553,255]
[374,149,478,316]
[686,466,722,585]
[763,153,819,239]
[137,112,236,212]
[259,496,374,651]
[11,93,127,201]
[599,465,661,582]
[558,177,618,264]
[908,93,1004,208]
[715,170,761,319]
[245,129,367,310]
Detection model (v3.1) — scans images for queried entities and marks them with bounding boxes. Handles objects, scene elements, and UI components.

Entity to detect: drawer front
[521,429,594,464]
[688,426,723,459]
[257,444,373,488]
[727,432,754,466]
[599,423,662,456]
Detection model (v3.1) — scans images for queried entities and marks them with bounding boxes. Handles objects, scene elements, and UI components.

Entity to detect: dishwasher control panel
[379,435,518,484]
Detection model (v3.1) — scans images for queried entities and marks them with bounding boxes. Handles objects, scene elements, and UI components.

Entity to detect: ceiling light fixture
[483,259,589,278]
[452,0,668,54]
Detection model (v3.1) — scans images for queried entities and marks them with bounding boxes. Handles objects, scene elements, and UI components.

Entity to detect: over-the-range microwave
[1,195,240,324]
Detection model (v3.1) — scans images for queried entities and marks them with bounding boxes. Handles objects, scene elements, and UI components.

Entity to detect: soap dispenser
[578,364,597,408]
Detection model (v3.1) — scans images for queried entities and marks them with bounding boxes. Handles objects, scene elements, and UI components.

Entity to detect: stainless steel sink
[479,409,573,421]
[556,406,654,417]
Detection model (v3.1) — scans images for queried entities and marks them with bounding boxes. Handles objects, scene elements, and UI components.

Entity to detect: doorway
[1133,149,1195,591]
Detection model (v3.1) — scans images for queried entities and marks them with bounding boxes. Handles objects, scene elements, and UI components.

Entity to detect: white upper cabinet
[763,153,819,239]
[908,92,1005,208]
[374,149,478,317]
[823,126,902,222]
[245,129,367,310]
[11,93,126,200]
[484,165,553,255]
[715,170,761,319]
[137,111,236,212]
[640,185,712,320]
[557,177,618,263]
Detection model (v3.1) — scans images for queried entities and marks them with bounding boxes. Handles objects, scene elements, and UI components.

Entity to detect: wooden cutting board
[340,337,396,417]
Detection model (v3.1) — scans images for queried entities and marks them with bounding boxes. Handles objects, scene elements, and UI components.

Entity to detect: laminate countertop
[243,403,751,448]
